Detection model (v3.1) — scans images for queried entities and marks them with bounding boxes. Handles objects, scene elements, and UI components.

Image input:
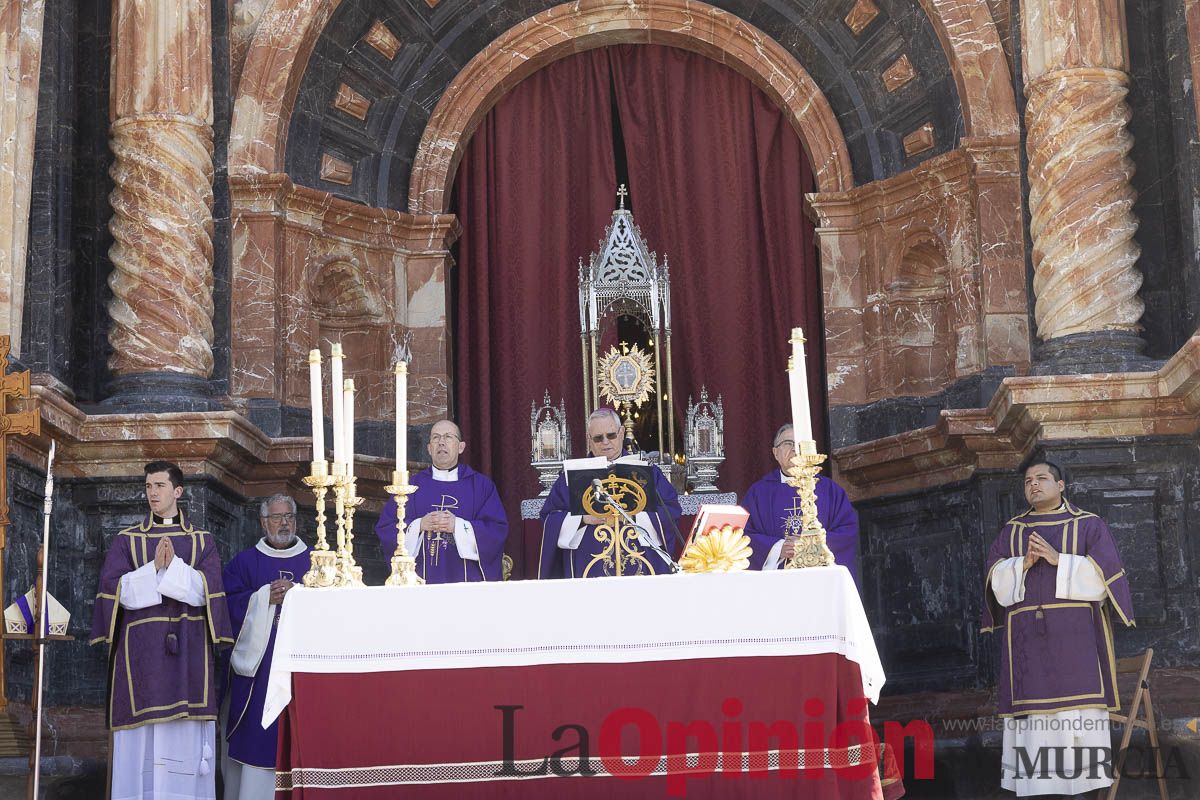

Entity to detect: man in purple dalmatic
[221,494,311,799]
[90,461,234,800]
[983,459,1134,799]
[374,419,509,582]
[740,424,859,582]
[539,408,682,579]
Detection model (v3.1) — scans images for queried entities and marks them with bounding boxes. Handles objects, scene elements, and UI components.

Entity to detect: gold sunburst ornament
[598,344,655,407]
[679,525,753,573]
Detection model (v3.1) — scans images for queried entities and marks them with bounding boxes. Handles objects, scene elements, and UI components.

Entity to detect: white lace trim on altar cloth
[276,742,879,789]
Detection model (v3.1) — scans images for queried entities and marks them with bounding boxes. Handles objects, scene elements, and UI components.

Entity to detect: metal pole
[31,440,55,800]
[580,335,592,420]
[665,334,676,459]
[653,331,664,459]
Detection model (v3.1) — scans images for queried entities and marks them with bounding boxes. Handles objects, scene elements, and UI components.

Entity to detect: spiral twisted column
[108,114,215,377]
[1020,0,1150,372]
[104,0,218,404]
[1026,68,1142,340]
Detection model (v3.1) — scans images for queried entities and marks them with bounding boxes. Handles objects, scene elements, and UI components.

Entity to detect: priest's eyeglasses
[265,513,297,523]
[430,433,461,443]
[773,439,795,450]
[591,431,621,443]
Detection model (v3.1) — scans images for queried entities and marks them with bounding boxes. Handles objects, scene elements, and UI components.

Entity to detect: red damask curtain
[452,51,617,555]
[609,44,822,502]
[452,46,821,575]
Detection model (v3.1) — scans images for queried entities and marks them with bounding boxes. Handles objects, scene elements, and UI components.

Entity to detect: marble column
[105,0,219,408]
[1022,0,1150,372]
[0,1,46,361]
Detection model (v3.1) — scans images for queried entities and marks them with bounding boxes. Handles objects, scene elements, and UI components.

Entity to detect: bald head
[427,419,465,470]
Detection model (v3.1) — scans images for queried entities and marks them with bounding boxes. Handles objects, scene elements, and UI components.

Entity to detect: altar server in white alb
[221,494,311,799]
[983,459,1135,798]
[91,461,234,800]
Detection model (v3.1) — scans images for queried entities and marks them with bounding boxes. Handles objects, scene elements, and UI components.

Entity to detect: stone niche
[228,174,457,439]
[811,143,1030,410]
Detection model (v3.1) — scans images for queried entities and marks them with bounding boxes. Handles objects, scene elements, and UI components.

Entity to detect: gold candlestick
[385,470,424,586]
[332,466,365,587]
[302,460,340,587]
[783,441,836,569]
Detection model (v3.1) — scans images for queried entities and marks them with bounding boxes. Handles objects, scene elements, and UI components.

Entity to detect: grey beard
[266,532,297,549]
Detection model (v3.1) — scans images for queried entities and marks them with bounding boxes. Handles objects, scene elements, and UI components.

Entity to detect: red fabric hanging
[608,44,823,496]
[452,50,617,572]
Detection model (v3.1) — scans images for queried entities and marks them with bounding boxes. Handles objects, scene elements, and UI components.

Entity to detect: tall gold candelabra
[784,441,836,569]
[302,460,365,587]
[331,462,365,587]
[385,470,424,586]
[302,460,339,587]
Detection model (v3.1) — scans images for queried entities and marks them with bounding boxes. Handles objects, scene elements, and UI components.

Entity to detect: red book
[682,504,749,554]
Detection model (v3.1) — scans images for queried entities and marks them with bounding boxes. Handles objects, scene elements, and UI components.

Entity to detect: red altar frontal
[265,569,904,799]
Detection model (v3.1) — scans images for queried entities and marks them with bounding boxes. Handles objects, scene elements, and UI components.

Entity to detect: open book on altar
[563,455,660,515]
[682,504,750,553]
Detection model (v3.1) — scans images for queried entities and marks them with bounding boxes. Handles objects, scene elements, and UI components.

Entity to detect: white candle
[308,349,324,463]
[330,343,344,467]
[789,327,813,443]
[395,360,408,476]
[344,378,355,472]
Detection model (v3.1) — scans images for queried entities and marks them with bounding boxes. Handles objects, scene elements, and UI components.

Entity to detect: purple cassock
[374,464,509,582]
[538,464,682,579]
[222,539,311,769]
[90,514,234,730]
[982,501,1135,716]
[741,471,860,583]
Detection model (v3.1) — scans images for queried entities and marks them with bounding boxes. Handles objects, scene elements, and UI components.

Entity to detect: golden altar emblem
[679,525,752,573]
[597,344,655,446]
[582,473,655,578]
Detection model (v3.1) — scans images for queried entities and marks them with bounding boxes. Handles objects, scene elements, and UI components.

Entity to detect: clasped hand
[1023,532,1060,569]
[153,537,175,571]
[422,510,456,534]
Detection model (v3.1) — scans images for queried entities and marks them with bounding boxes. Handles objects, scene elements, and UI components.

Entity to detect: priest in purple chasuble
[982,460,1135,798]
[221,494,311,800]
[90,461,234,800]
[374,419,509,582]
[741,424,860,582]
[538,408,683,579]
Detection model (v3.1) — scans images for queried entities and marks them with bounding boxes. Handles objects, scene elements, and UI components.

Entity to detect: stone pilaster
[0,1,46,359]
[1022,0,1149,372]
[105,0,218,407]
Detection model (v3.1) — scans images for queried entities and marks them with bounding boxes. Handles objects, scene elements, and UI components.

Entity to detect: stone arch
[310,259,385,322]
[229,0,1018,189]
[407,1,852,210]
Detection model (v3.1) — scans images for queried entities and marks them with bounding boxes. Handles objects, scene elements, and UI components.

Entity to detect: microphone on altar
[590,478,681,573]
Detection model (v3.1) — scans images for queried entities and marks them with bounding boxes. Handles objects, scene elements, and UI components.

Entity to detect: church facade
[2,0,1199,760]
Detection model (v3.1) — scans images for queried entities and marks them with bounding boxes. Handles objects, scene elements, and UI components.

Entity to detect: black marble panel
[19,0,78,390]
[827,368,1014,449]
[287,0,963,209]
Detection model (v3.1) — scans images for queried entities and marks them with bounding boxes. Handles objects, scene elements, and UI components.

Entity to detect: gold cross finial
[617,184,628,210]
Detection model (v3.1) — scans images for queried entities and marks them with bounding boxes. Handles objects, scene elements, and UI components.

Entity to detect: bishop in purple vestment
[222,494,311,798]
[539,409,682,579]
[90,461,234,800]
[374,420,509,582]
[982,460,1134,797]
[741,424,859,581]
